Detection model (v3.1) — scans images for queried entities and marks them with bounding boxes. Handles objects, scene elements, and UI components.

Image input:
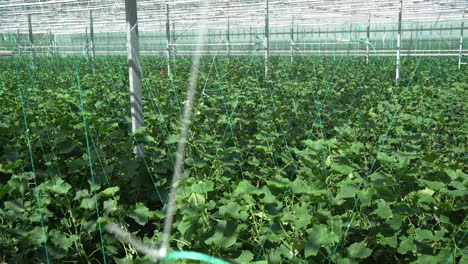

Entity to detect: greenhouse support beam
[227,17,230,62]
[48,29,53,56]
[85,27,90,58]
[366,14,370,64]
[264,0,269,80]
[395,0,403,86]
[27,14,36,70]
[17,29,21,56]
[172,22,176,62]
[166,4,172,76]
[53,34,58,56]
[90,10,96,74]
[290,17,294,62]
[125,0,144,158]
[458,10,465,69]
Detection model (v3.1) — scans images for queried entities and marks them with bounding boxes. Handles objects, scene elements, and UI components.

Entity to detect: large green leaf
[347,241,372,259]
[129,203,154,226]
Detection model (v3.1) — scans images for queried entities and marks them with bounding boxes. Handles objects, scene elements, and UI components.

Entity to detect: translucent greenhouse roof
[1,0,467,34]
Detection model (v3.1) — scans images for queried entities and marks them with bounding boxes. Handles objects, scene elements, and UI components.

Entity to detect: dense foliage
[0,55,466,263]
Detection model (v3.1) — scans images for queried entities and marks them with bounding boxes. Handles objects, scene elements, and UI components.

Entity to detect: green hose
[164,251,232,264]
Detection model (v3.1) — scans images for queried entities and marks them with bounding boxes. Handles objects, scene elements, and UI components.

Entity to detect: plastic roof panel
[0,0,466,34]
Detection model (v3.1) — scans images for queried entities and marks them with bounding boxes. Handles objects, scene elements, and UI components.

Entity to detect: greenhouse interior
[0,0,467,263]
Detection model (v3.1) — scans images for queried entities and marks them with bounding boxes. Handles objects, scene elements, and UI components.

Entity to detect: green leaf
[419,179,445,191]
[305,225,339,257]
[50,229,78,250]
[74,189,90,200]
[232,250,254,263]
[348,241,372,259]
[256,186,277,204]
[377,152,397,163]
[165,134,183,144]
[0,184,10,200]
[50,178,72,195]
[398,236,416,254]
[129,203,153,226]
[377,233,398,248]
[68,158,85,173]
[415,228,435,241]
[373,201,393,219]
[4,200,25,214]
[7,173,33,196]
[103,199,118,216]
[444,169,464,180]
[266,174,290,189]
[233,181,257,197]
[58,139,78,154]
[331,164,354,175]
[28,226,47,246]
[101,186,120,197]
[336,184,359,200]
[0,160,21,173]
[191,181,214,194]
[219,202,248,221]
[80,197,95,209]
[205,220,238,248]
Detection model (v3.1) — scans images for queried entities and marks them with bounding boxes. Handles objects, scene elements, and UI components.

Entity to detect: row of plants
[0,55,466,263]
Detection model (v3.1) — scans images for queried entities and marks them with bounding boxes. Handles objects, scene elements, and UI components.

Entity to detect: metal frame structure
[459,10,465,69]
[1,1,467,34]
[125,0,144,158]
[1,1,467,63]
[396,0,403,86]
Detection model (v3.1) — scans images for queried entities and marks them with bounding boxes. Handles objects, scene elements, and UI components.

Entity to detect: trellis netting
[0,1,467,264]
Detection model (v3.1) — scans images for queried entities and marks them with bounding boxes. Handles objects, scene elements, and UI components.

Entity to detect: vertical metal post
[383,26,386,50]
[17,29,22,56]
[395,0,403,86]
[166,4,172,76]
[85,27,90,58]
[366,13,371,64]
[48,29,54,56]
[53,33,58,56]
[290,17,294,62]
[264,0,269,80]
[125,0,144,158]
[172,22,176,62]
[348,24,352,57]
[419,25,425,50]
[409,24,413,53]
[90,10,96,74]
[227,17,230,62]
[458,10,465,69]
[27,14,36,70]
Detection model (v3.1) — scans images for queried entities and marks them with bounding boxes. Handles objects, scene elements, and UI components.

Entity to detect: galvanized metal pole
[85,27,90,58]
[172,22,176,62]
[125,0,144,158]
[366,14,370,64]
[395,0,403,86]
[409,24,413,53]
[48,29,54,56]
[27,14,36,70]
[264,0,269,80]
[290,17,294,62]
[227,17,230,62]
[53,33,58,55]
[17,29,22,56]
[166,4,172,76]
[90,10,96,74]
[458,10,465,69]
